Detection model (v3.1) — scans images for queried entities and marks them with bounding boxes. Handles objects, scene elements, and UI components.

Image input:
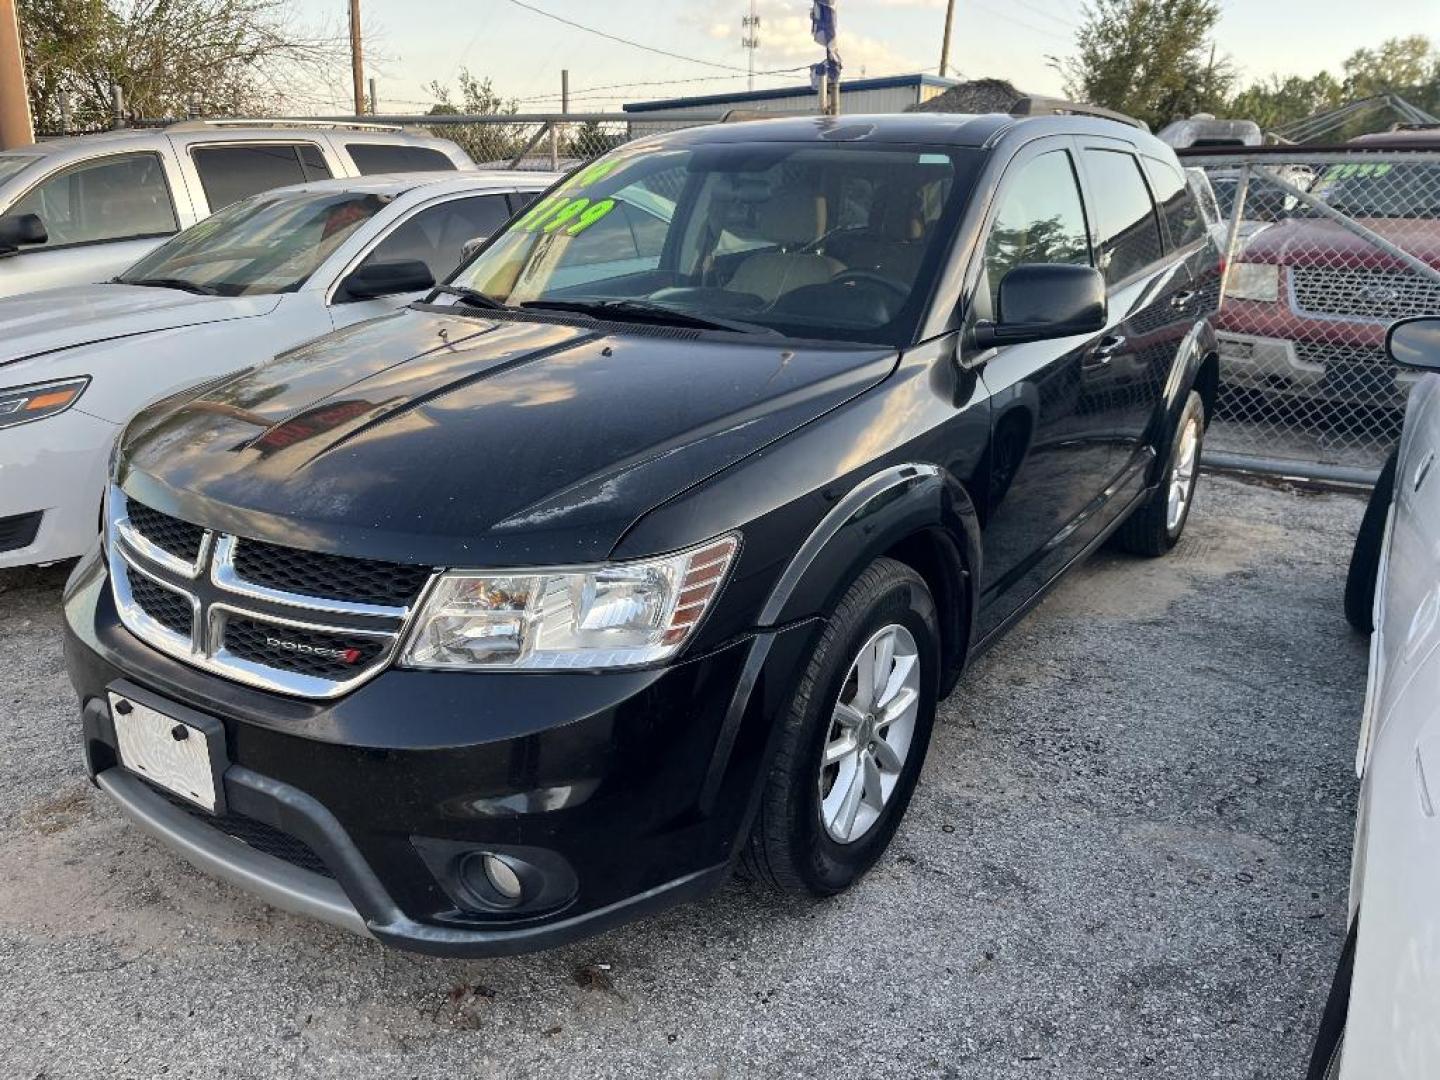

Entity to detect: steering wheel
[830,269,910,300]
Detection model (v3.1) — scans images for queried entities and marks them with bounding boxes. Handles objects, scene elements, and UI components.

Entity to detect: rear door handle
[1170,290,1197,309]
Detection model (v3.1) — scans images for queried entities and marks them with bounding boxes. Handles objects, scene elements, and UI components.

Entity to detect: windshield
[0,154,39,187]
[450,141,978,344]
[117,190,389,296]
[1309,161,1440,218]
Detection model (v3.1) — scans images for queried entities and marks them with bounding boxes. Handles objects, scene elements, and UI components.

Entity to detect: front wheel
[742,557,939,896]
[1114,388,1206,557]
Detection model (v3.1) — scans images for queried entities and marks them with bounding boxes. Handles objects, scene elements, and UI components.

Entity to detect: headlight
[0,376,90,429]
[400,534,739,670]
[1225,262,1280,302]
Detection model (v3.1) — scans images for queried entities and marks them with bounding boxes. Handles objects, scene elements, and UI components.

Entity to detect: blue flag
[810,0,841,89]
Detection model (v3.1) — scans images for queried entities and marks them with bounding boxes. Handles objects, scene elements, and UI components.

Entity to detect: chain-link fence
[1181,147,1440,483]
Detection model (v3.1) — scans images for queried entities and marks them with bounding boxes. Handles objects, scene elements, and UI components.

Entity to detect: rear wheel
[743,557,939,896]
[1114,389,1205,557]
[1344,451,1397,633]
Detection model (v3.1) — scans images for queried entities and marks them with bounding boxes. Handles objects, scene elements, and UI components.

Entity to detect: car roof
[647,112,1173,156]
[255,169,558,201]
[8,124,461,160]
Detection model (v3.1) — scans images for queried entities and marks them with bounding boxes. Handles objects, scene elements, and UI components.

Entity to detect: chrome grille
[1291,266,1440,323]
[108,489,434,699]
[125,500,205,565]
[231,538,431,608]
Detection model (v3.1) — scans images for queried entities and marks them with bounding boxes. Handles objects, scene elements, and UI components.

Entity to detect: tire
[742,557,940,896]
[1344,451,1397,634]
[1306,919,1357,1080]
[1114,389,1206,557]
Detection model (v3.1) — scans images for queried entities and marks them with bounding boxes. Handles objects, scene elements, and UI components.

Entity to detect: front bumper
[64,550,816,956]
[0,408,119,568]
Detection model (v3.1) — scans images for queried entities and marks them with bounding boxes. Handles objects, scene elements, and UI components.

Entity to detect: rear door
[184,142,332,214]
[965,138,1118,638]
[1074,144,1191,479]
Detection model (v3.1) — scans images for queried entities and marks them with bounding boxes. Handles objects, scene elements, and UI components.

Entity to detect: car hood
[0,284,282,368]
[1236,216,1440,269]
[119,308,898,566]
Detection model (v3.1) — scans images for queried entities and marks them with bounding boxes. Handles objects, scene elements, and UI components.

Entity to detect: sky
[298,0,1436,115]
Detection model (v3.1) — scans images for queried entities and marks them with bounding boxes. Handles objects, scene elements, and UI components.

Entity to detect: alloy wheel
[1167,413,1201,534]
[818,623,922,844]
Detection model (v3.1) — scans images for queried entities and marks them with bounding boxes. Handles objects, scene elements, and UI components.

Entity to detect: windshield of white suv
[117,190,390,296]
[1310,161,1440,218]
[0,154,39,186]
[449,141,980,344]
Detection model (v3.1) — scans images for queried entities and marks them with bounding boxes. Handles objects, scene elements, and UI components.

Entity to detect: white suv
[0,121,473,297]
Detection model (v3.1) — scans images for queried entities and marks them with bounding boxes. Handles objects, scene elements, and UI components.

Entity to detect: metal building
[623,73,958,132]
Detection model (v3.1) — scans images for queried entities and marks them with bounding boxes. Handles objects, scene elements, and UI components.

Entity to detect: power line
[504,0,755,74]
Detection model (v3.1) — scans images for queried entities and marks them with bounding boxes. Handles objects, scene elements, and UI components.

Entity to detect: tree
[20,0,350,131]
[1063,0,1235,130]
[424,69,526,164]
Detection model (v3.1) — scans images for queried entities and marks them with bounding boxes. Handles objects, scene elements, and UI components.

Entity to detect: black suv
[64,113,1219,956]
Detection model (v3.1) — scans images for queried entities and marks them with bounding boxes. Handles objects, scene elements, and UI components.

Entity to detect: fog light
[482,853,523,901]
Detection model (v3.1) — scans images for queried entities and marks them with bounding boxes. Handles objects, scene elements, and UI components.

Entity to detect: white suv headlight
[399,535,739,670]
[1225,262,1280,302]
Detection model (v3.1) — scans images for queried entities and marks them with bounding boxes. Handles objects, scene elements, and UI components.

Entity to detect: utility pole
[939,0,956,79]
[0,0,34,149]
[348,0,365,117]
[741,1,761,92]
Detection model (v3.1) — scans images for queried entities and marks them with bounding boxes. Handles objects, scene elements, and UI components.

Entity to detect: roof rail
[165,118,404,134]
[1010,96,1148,131]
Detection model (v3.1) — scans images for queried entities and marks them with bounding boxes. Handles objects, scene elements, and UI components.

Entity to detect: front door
[963,141,1117,639]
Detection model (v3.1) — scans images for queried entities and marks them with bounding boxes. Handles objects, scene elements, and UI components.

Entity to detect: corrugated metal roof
[623,73,959,114]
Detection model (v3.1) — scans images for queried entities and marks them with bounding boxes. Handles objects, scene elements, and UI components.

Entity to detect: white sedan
[1310,315,1440,1079]
[0,169,553,568]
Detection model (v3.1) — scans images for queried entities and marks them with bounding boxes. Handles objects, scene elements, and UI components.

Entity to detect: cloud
[696,1,923,78]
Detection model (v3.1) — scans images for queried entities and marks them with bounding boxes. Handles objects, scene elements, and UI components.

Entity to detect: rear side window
[1081,149,1164,284]
[346,144,457,175]
[981,149,1091,312]
[191,143,332,211]
[1142,157,1207,249]
[361,194,513,283]
[10,152,178,247]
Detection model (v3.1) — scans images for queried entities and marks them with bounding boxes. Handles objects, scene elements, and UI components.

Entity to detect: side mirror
[1388,316,1440,372]
[0,212,47,252]
[338,258,435,301]
[973,263,1107,348]
[459,236,489,262]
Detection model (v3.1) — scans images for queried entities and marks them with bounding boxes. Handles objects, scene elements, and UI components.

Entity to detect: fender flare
[699,463,982,812]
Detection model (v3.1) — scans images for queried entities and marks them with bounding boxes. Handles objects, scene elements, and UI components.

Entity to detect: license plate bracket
[107,681,229,814]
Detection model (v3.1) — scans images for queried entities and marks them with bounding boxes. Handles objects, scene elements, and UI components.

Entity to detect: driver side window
[981,150,1091,318]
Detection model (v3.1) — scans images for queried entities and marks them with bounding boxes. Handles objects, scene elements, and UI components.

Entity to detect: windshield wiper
[520,297,776,336]
[430,284,512,311]
[118,276,219,296]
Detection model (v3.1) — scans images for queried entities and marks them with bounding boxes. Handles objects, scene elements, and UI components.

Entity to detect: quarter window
[1142,157,1207,250]
[10,152,177,247]
[1082,149,1164,284]
[191,143,332,211]
[981,150,1091,313]
[346,143,457,175]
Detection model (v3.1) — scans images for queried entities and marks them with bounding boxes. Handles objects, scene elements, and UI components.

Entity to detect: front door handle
[1416,450,1435,492]
[1170,289,1197,309]
[1084,335,1127,367]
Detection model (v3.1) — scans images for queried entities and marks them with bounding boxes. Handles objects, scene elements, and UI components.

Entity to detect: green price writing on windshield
[516,195,618,236]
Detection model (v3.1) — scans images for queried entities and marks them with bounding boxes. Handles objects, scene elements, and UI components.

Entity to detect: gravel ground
[0,473,1367,1080]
